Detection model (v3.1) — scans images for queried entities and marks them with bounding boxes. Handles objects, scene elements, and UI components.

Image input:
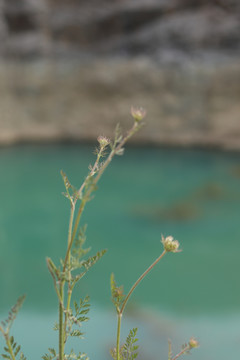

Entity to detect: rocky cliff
[0,0,239,149]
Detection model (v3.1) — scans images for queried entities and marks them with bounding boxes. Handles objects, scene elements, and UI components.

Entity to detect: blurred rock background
[0,0,240,149]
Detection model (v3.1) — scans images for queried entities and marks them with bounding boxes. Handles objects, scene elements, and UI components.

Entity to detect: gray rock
[0,0,239,60]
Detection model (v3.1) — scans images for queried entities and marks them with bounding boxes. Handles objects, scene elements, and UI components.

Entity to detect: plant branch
[120,250,166,314]
[172,345,190,360]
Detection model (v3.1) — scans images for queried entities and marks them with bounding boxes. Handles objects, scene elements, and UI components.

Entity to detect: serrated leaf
[79,309,90,315]
[2,296,26,333]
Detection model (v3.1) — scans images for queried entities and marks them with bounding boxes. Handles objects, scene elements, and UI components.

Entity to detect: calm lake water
[0,144,240,359]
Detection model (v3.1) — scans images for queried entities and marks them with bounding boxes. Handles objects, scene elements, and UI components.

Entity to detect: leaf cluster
[111,328,139,360]
[0,295,25,334]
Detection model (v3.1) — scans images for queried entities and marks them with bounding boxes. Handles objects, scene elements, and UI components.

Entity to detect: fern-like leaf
[121,328,139,360]
[1,296,26,333]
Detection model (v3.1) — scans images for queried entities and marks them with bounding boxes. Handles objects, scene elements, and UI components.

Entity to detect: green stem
[59,283,64,360]
[120,250,166,314]
[6,335,16,360]
[116,313,122,360]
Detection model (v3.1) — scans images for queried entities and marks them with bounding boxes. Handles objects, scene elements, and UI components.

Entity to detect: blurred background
[0,0,240,359]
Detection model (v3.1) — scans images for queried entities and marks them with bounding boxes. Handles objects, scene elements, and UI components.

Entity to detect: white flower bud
[161,235,180,253]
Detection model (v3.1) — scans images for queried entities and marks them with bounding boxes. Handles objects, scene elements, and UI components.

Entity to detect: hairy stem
[63,203,75,342]
[64,200,85,271]
[120,250,166,314]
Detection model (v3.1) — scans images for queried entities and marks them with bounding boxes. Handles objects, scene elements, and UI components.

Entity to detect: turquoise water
[0,144,240,359]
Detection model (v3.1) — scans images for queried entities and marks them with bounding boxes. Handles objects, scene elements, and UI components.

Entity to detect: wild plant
[0,107,198,360]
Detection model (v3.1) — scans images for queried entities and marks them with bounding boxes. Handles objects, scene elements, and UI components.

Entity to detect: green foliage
[72,225,90,259]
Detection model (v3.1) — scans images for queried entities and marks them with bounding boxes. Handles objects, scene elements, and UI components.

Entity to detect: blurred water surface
[0,144,240,359]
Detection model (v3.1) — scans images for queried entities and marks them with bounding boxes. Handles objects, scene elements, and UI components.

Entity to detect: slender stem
[59,283,64,360]
[116,313,122,360]
[168,339,172,360]
[172,345,190,360]
[6,335,16,360]
[120,250,166,314]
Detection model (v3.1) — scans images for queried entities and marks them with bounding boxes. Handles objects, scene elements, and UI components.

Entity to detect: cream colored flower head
[161,235,180,253]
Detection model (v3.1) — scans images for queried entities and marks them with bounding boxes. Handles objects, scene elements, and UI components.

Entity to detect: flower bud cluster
[161,235,180,253]
[97,136,110,149]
